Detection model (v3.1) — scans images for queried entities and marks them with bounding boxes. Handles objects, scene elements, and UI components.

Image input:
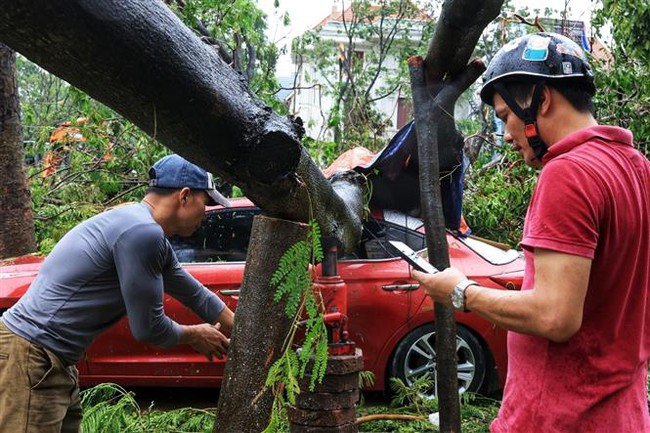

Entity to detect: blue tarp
[354,120,467,233]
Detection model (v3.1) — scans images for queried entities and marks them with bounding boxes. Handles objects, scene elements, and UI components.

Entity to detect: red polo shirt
[491,126,650,433]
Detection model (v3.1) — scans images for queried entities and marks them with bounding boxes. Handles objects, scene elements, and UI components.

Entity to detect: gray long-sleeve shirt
[1,202,225,365]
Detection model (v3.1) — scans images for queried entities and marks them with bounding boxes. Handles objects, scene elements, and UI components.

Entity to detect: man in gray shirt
[0,154,234,433]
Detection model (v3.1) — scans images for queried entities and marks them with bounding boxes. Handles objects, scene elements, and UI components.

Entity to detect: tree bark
[411,2,503,431]
[214,215,309,433]
[0,0,362,253]
[0,43,36,258]
[424,0,504,80]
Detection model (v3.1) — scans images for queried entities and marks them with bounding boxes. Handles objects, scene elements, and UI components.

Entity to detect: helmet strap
[493,81,548,161]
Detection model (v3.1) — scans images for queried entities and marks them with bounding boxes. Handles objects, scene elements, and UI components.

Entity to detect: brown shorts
[0,321,82,433]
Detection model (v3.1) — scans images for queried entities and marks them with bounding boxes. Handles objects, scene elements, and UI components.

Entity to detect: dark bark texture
[0,43,36,258]
[425,0,504,79]
[214,215,310,432]
[0,0,363,253]
[411,1,504,431]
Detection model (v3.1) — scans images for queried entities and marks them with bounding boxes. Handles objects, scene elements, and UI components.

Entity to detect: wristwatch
[451,279,479,311]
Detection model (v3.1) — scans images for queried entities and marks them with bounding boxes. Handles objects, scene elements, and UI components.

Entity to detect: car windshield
[457,236,521,265]
[169,208,259,262]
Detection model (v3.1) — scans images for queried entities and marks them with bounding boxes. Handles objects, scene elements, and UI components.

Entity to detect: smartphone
[388,240,439,274]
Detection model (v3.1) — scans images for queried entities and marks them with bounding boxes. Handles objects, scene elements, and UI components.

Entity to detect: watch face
[451,287,464,309]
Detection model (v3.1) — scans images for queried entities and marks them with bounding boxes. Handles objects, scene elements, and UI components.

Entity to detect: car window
[170,208,260,263]
[170,207,425,263]
[343,218,425,260]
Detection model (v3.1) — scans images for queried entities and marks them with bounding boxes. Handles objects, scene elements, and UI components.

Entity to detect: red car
[0,198,523,397]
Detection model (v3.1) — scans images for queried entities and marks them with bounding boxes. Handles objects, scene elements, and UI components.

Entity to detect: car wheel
[389,324,487,399]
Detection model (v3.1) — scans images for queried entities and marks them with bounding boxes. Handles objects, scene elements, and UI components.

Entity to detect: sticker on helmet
[522,35,550,61]
[556,42,585,60]
[562,61,573,74]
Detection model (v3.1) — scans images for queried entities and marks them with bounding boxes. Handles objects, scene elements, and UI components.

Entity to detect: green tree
[17,57,169,252]
[293,0,437,151]
[593,0,650,157]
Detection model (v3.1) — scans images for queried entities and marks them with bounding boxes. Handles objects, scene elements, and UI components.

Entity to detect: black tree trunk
[410,1,504,431]
[0,43,36,258]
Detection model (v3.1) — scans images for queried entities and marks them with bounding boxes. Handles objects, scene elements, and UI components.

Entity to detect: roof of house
[313,4,430,30]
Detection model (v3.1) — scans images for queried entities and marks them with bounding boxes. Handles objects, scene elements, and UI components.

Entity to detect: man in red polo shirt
[414,32,650,432]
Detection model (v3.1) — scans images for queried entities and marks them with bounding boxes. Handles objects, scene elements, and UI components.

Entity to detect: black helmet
[480,32,595,106]
[479,32,595,161]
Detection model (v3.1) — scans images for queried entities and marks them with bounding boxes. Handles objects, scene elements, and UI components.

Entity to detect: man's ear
[178,187,192,204]
[538,85,553,116]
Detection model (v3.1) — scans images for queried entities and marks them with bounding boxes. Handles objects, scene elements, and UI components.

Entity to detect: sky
[257,0,597,75]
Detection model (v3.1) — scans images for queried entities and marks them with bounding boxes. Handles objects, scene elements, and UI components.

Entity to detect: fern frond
[264,218,331,429]
[308,220,324,263]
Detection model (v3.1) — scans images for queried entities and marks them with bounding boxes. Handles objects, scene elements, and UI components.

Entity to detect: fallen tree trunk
[0,0,362,252]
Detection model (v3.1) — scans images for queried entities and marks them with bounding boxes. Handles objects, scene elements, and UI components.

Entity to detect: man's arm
[213,304,234,333]
[163,254,235,360]
[163,259,227,325]
[413,248,591,342]
[115,224,183,347]
[178,308,233,361]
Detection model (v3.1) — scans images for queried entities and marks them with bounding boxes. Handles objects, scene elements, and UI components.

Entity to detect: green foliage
[18,55,170,253]
[80,383,215,433]
[303,136,341,168]
[592,1,650,158]
[19,85,169,253]
[358,408,437,433]
[389,376,437,417]
[596,0,650,68]
[263,220,329,432]
[356,378,499,433]
[458,393,501,433]
[293,0,438,151]
[358,369,376,388]
[464,148,536,247]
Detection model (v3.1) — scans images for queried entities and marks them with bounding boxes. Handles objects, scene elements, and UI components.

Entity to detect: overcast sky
[257,0,598,75]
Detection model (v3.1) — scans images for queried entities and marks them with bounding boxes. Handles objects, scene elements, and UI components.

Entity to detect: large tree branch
[0,0,363,251]
[407,54,484,433]
[425,0,503,79]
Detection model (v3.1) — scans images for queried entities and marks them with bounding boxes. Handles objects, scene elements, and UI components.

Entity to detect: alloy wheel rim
[402,331,476,398]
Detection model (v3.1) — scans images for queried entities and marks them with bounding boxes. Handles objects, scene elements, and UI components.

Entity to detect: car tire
[388,324,488,399]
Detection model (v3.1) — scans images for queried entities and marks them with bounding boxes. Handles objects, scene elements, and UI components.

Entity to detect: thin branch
[356,414,427,424]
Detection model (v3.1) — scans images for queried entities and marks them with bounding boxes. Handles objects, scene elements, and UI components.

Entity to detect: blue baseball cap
[148,154,231,207]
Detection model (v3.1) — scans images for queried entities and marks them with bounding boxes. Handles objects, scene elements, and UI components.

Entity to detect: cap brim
[206,189,231,207]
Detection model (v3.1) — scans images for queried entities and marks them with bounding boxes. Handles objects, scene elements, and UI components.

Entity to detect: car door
[338,215,428,378]
[83,207,257,387]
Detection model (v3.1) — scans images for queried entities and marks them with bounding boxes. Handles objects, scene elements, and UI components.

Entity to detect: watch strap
[453,279,479,312]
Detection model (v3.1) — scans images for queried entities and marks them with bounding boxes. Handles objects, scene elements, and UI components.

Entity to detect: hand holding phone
[388,240,439,274]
